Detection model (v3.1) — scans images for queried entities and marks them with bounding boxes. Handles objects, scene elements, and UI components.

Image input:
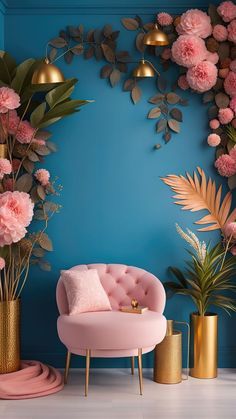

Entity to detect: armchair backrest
[56,263,166,315]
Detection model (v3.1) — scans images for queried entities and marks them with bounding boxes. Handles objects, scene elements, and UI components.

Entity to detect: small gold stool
[153,319,189,384]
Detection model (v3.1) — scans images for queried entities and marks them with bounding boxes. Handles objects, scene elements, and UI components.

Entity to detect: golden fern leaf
[161,167,232,232]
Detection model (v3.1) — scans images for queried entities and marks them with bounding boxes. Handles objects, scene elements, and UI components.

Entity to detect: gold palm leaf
[161,167,232,232]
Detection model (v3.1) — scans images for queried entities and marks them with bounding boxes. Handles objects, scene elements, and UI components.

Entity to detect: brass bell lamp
[133,59,160,78]
[32,58,65,84]
[144,23,169,46]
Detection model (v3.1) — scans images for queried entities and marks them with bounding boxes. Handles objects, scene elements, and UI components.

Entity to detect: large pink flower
[215,154,236,177]
[0,206,27,246]
[0,110,20,135]
[186,61,218,92]
[228,19,236,43]
[217,1,236,22]
[0,87,20,114]
[34,169,50,186]
[218,107,234,124]
[0,158,12,180]
[172,35,207,68]
[213,24,228,41]
[224,71,236,97]
[16,120,35,144]
[0,191,34,227]
[176,9,212,38]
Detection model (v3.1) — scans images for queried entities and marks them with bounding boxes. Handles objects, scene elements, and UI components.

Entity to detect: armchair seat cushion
[57,310,166,351]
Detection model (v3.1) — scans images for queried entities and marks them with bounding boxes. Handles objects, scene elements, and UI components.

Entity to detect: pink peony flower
[218,107,234,124]
[0,158,12,180]
[157,12,173,26]
[206,51,219,65]
[16,120,35,144]
[207,133,221,147]
[186,61,218,92]
[224,71,236,97]
[217,1,236,22]
[0,110,20,135]
[0,191,34,246]
[209,119,220,129]
[172,35,207,68]
[230,59,236,72]
[34,169,50,186]
[224,221,236,238]
[0,257,5,270]
[229,145,236,160]
[215,153,236,177]
[176,9,212,38]
[177,74,189,90]
[0,87,20,114]
[161,48,172,60]
[212,24,228,41]
[228,19,236,43]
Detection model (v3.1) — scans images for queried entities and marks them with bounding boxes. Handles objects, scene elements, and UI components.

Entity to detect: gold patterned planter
[0,144,8,159]
[0,300,21,374]
[190,312,218,379]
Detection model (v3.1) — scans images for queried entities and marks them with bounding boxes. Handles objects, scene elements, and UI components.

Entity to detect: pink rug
[0,361,64,399]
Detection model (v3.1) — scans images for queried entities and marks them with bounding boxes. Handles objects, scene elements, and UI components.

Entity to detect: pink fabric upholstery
[61,269,112,315]
[56,264,166,358]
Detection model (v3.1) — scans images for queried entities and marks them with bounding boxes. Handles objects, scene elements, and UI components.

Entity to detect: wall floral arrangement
[47,1,236,189]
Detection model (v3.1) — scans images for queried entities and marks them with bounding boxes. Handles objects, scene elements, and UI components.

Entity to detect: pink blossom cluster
[0,191,34,246]
[176,9,212,38]
[215,146,236,177]
[0,158,12,180]
[0,87,20,114]
[217,1,236,23]
[157,12,173,26]
[34,169,50,186]
[1,110,36,144]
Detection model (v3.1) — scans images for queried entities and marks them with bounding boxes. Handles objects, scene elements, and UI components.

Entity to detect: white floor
[0,369,235,419]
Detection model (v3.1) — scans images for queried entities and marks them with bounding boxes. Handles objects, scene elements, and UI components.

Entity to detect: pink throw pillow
[61,269,112,315]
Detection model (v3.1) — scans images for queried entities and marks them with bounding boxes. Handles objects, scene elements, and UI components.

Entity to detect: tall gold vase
[0,300,21,374]
[190,313,218,379]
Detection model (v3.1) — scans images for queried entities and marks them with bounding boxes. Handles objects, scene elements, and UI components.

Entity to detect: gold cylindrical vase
[0,144,8,159]
[153,320,182,384]
[190,313,218,379]
[0,300,21,374]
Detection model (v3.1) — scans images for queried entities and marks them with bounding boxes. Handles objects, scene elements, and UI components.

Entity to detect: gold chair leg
[131,356,135,375]
[85,349,91,397]
[64,351,71,384]
[138,348,143,395]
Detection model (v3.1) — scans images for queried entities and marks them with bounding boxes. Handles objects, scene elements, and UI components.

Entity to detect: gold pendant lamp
[133,59,160,78]
[143,23,169,46]
[32,58,65,84]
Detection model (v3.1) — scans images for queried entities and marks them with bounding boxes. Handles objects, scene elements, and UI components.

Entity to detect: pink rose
[217,1,236,22]
[228,19,236,43]
[0,158,12,180]
[209,119,220,129]
[215,154,236,177]
[218,108,234,124]
[213,24,228,41]
[177,75,189,90]
[0,257,5,270]
[176,9,212,38]
[0,87,20,114]
[16,120,35,144]
[172,35,207,68]
[34,169,50,186]
[207,133,221,147]
[186,61,218,92]
[224,71,236,97]
[157,12,173,26]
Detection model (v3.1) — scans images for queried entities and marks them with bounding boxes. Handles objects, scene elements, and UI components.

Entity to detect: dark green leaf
[11,58,35,94]
[45,78,77,108]
[30,102,46,128]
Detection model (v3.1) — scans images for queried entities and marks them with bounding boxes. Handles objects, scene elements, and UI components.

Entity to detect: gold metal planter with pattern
[0,300,20,374]
[0,144,8,159]
[190,313,218,379]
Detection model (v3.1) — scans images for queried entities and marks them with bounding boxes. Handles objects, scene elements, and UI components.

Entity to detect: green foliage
[165,242,236,316]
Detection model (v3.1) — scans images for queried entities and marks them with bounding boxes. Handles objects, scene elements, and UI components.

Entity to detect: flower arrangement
[47,2,236,188]
[0,51,89,301]
[165,224,236,316]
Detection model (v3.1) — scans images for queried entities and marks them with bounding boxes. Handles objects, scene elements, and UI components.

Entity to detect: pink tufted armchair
[56,264,166,395]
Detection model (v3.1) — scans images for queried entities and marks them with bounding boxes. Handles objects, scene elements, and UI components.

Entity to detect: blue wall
[3,0,236,368]
[0,2,4,49]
